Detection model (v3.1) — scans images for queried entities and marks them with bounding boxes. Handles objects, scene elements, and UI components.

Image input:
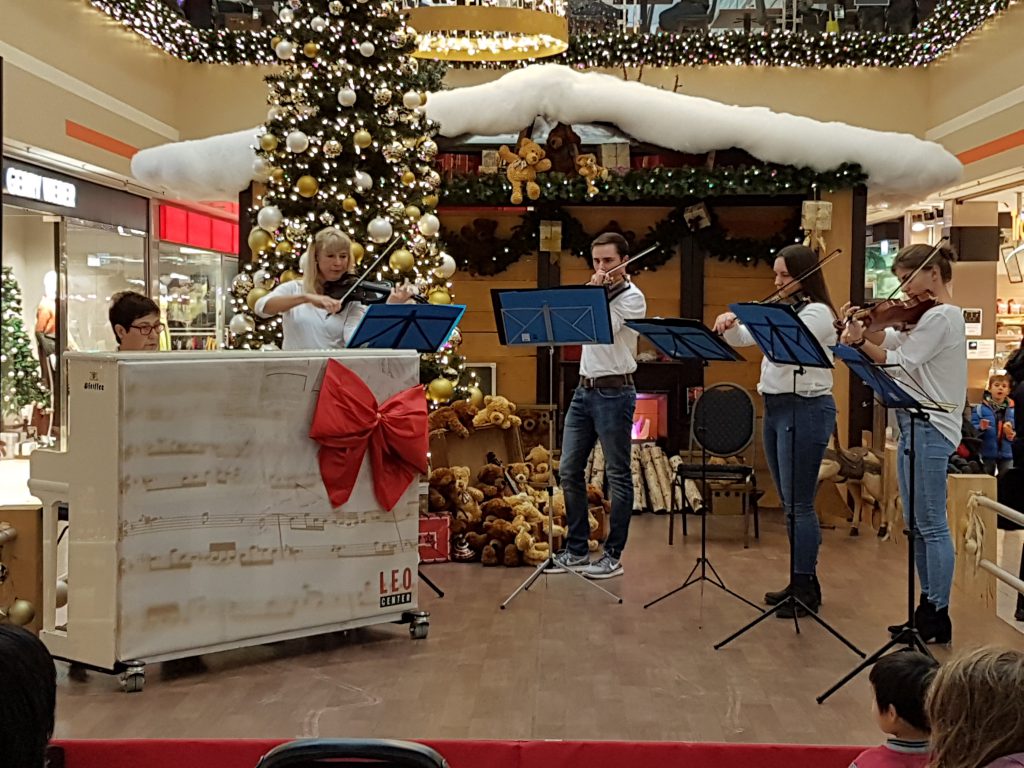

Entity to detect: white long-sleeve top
[722,301,836,396]
[579,282,647,378]
[254,279,367,351]
[881,303,966,448]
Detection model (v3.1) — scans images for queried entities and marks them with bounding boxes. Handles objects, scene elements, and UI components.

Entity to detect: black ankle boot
[776,574,820,618]
[889,593,930,637]
[764,583,791,606]
[918,604,952,644]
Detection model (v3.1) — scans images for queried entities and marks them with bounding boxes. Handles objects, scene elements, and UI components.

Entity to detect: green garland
[88,0,1010,68]
[442,205,803,275]
[441,163,867,206]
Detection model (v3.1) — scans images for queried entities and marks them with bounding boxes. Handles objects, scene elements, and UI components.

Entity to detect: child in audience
[973,374,1016,476]
[850,651,939,768]
[927,647,1024,768]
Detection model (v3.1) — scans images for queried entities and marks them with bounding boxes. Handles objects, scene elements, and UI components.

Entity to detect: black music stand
[626,319,762,619]
[348,303,466,353]
[817,344,953,704]
[490,286,622,608]
[714,303,864,657]
[349,303,466,598]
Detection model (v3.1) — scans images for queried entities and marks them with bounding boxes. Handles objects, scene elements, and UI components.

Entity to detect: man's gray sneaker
[583,553,623,579]
[546,549,590,573]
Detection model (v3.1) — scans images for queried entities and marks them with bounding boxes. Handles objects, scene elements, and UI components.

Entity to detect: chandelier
[402,0,569,62]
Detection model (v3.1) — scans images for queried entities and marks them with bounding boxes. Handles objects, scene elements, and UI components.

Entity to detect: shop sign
[4,167,77,208]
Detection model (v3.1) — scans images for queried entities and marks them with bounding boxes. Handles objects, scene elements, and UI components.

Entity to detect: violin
[323,273,427,309]
[845,294,938,332]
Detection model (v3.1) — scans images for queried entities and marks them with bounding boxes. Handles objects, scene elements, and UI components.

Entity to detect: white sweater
[881,303,967,448]
[723,302,836,396]
[579,282,647,378]
[254,279,367,351]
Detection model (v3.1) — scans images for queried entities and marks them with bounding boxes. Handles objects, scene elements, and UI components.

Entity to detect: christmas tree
[228,0,475,406]
[1,266,50,419]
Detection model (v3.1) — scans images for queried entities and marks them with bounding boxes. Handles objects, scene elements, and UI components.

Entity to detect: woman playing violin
[254,227,415,350]
[839,242,965,645]
[713,244,837,617]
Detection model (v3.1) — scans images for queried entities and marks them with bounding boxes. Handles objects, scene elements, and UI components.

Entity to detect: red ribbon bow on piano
[310,359,428,511]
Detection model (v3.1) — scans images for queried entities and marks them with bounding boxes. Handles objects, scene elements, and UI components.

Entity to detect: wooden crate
[429,424,525,474]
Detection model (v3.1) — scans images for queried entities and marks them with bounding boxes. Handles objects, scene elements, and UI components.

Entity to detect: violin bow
[330,236,403,315]
[758,247,843,304]
[603,242,661,280]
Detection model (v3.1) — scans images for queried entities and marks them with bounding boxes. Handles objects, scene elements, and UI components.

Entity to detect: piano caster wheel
[404,610,429,639]
[120,663,146,693]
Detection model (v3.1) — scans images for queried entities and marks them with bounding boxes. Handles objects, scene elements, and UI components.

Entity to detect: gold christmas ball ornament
[281,269,301,283]
[296,175,319,197]
[270,167,285,184]
[246,287,269,311]
[428,287,452,305]
[259,133,279,152]
[4,598,35,627]
[427,377,454,403]
[247,227,273,253]
[342,196,358,212]
[417,139,438,162]
[419,92,428,106]
[389,248,415,273]
[303,41,320,58]
[271,35,282,49]
[388,201,407,219]
[405,205,421,219]
[422,194,439,209]
[350,241,365,264]
[275,240,294,256]
[353,129,373,149]
[401,170,416,185]
[468,386,484,408]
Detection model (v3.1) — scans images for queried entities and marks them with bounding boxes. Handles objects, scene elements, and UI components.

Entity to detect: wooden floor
[54,511,1024,744]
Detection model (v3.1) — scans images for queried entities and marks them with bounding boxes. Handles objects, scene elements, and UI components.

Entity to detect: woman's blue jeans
[896,411,956,610]
[762,393,836,576]
[559,384,636,559]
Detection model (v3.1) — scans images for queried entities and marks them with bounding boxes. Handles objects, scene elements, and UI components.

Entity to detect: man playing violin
[550,232,647,580]
[254,226,415,351]
[840,242,965,645]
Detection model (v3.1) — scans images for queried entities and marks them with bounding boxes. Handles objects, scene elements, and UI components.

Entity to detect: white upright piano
[29,350,425,690]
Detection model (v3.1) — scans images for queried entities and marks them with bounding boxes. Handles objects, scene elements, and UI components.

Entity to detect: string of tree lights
[442,205,804,276]
[440,163,867,206]
[227,0,475,406]
[89,0,1011,68]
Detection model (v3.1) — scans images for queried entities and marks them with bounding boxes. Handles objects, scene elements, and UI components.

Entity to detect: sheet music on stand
[831,344,956,413]
[728,301,832,370]
[492,285,612,347]
[347,303,466,353]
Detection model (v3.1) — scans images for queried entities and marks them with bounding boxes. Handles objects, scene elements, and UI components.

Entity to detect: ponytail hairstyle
[301,227,353,295]
[777,244,836,317]
[891,241,957,284]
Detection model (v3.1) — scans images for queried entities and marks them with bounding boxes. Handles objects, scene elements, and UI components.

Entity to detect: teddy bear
[481,540,502,566]
[428,467,457,512]
[481,496,516,522]
[451,465,483,523]
[576,153,609,197]
[428,400,477,439]
[497,139,552,205]
[450,399,478,433]
[544,122,581,175]
[506,462,532,492]
[525,445,552,485]
[476,463,507,499]
[472,395,522,430]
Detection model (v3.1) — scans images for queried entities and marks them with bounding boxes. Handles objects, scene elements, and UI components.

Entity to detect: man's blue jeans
[762,393,836,575]
[897,411,956,609]
[560,385,636,559]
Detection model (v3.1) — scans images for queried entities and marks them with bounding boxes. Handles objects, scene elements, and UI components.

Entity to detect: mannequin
[35,271,56,335]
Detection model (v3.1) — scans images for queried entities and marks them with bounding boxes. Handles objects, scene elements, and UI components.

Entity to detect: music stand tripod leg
[418,569,445,598]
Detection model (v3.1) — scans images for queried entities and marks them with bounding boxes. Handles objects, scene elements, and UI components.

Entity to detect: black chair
[672,382,760,547]
[257,740,448,768]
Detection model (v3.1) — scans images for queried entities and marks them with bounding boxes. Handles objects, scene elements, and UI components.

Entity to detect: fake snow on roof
[130,64,961,206]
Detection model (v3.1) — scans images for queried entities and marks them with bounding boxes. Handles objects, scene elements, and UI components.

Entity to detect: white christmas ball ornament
[367,217,394,243]
[433,252,457,279]
[418,213,440,237]
[229,313,256,335]
[286,130,309,153]
[337,87,357,107]
[354,171,373,192]
[311,15,327,31]
[402,91,422,109]
[252,157,271,182]
[275,40,295,60]
[256,205,284,231]
[278,7,294,23]
[252,269,276,290]
[359,41,375,57]
[267,106,283,122]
